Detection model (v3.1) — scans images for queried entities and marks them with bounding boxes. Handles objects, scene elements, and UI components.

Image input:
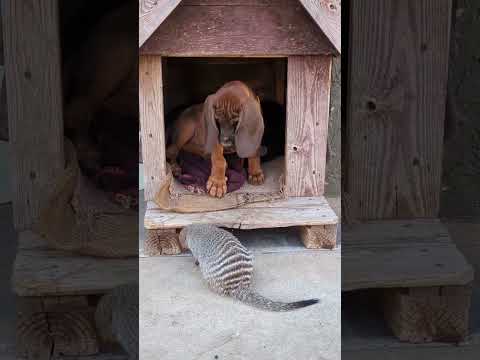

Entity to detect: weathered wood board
[299,224,337,250]
[346,0,452,219]
[2,0,64,229]
[139,55,167,201]
[139,0,182,46]
[299,0,341,54]
[286,56,331,197]
[17,296,99,358]
[13,231,137,297]
[342,220,474,291]
[145,196,338,229]
[140,0,335,56]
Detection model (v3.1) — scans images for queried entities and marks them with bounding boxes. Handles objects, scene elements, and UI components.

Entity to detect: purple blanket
[175,151,246,193]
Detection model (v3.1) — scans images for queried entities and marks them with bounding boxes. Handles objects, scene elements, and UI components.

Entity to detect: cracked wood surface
[145,196,338,229]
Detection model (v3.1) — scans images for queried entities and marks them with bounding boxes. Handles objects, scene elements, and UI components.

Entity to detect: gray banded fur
[179,224,319,312]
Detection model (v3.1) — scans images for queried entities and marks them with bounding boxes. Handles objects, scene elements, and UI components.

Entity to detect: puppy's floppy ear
[236,97,264,158]
[203,94,219,155]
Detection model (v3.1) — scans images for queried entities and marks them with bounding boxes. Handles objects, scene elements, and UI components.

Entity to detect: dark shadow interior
[59,1,138,208]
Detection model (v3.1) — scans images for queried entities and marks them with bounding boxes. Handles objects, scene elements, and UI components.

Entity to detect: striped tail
[232,288,319,312]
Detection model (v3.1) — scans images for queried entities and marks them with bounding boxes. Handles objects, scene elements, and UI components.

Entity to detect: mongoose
[179,224,320,312]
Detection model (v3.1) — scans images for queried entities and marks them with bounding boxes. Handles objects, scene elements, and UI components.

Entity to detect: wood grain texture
[183,0,282,4]
[139,56,167,201]
[139,0,182,46]
[0,5,6,141]
[17,296,98,358]
[144,229,181,255]
[2,0,64,229]
[285,56,332,197]
[0,64,7,140]
[342,220,474,291]
[13,231,138,297]
[346,0,452,219]
[383,285,472,343]
[299,0,341,54]
[140,1,335,56]
[299,224,337,249]
[145,196,338,229]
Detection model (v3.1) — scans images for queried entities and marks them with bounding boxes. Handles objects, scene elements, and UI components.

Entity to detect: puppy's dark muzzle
[220,136,236,154]
[222,143,236,154]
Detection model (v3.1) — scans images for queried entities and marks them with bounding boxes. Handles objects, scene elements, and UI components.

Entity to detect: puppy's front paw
[248,170,265,185]
[206,175,227,198]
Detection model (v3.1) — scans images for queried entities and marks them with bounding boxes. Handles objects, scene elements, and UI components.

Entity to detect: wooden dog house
[2,2,138,358]
[139,0,341,254]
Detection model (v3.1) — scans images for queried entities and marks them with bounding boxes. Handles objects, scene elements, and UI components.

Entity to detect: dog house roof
[139,0,341,55]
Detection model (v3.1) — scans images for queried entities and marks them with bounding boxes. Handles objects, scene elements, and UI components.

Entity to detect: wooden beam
[342,220,474,291]
[145,196,338,230]
[285,56,332,197]
[13,231,138,297]
[299,0,341,54]
[139,56,167,201]
[383,285,472,343]
[140,1,335,56]
[2,0,64,229]
[17,296,99,358]
[299,224,337,249]
[346,0,452,219]
[139,0,182,47]
[144,229,181,255]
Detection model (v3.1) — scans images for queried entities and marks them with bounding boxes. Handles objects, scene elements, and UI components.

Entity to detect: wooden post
[144,228,181,256]
[285,56,332,197]
[2,0,64,229]
[346,0,452,219]
[139,55,167,201]
[299,225,337,250]
[17,296,98,359]
[383,285,472,343]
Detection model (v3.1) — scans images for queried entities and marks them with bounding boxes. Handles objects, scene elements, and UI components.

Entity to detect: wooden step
[144,196,338,230]
[342,219,474,291]
[143,196,338,254]
[342,219,474,343]
[13,231,137,297]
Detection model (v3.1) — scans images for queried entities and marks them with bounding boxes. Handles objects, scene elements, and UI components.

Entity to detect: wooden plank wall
[298,0,341,54]
[0,3,7,141]
[2,0,64,229]
[139,55,167,201]
[139,0,182,46]
[286,56,332,197]
[140,0,334,56]
[346,0,452,220]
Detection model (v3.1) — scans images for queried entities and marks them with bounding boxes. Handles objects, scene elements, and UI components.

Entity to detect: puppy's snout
[222,136,233,145]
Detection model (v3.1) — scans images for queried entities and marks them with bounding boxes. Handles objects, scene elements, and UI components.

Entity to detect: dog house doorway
[162,57,288,206]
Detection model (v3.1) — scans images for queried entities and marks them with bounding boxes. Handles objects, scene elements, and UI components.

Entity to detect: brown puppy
[166,81,265,198]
